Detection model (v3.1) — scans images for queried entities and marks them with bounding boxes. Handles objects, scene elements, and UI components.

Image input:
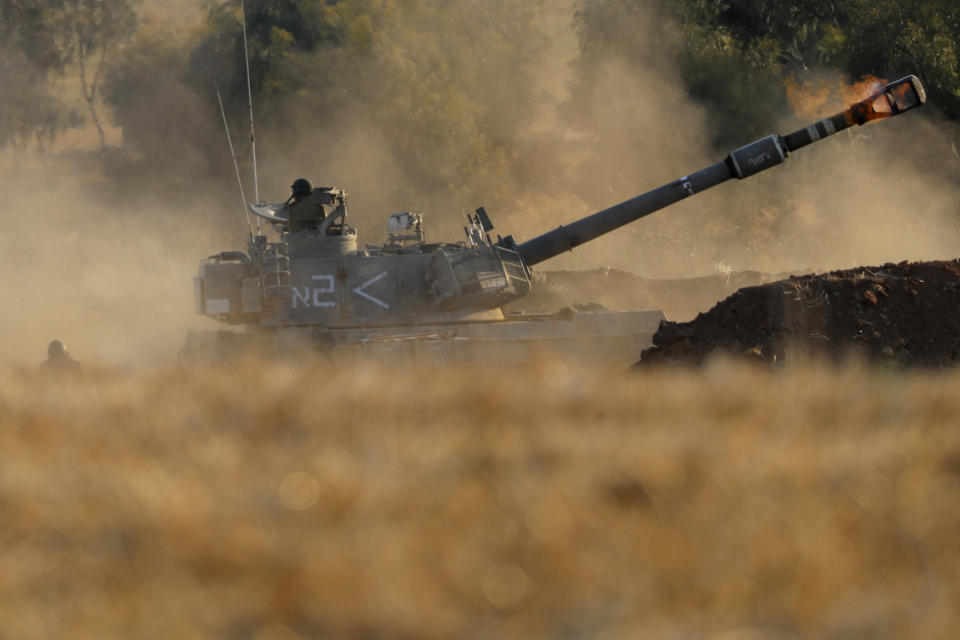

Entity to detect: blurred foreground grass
[2,357,959,639]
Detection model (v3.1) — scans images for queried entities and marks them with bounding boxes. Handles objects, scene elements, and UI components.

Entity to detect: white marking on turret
[292,288,310,308]
[353,271,391,309]
[311,274,335,308]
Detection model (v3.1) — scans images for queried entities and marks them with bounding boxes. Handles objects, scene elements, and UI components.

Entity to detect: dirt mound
[640,259,960,367]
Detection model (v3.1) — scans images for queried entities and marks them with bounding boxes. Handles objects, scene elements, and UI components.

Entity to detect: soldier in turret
[40,340,82,375]
[285,178,327,232]
[289,178,312,203]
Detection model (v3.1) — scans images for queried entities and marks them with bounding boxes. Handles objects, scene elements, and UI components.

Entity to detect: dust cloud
[0,169,230,367]
[4,0,960,366]
[254,114,416,246]
[495,5,960,278]
[242,0,960,279]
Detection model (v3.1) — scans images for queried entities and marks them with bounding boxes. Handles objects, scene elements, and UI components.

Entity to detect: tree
[0,0,138,159]
[574,0,960,150]
[57,0,139,150]
[0,0,76,162]
[185,0,342,115]
[841,0,960,121]
[0,0,71,70]
[102,0,550,214]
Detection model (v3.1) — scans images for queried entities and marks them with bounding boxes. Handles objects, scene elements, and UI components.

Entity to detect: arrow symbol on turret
[353,271,390,309]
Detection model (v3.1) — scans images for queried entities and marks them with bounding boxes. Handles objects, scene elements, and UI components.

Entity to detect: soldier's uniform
[285,178,327,232]
[40,340,82,376]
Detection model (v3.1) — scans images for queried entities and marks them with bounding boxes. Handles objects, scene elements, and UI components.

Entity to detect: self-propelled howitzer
[188,76,926,364]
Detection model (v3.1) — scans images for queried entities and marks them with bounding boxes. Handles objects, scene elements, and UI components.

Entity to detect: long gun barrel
[516,75,926,267]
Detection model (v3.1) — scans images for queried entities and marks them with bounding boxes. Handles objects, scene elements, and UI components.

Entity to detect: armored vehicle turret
[188,76,926,364]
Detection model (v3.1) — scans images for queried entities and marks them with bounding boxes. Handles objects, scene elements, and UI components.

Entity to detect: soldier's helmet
[291,178,312,198]
[48,340,66,358]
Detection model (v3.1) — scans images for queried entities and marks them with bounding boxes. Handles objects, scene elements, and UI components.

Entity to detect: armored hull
[188,199,665,364]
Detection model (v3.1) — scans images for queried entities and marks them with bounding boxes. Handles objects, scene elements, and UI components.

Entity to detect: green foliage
[58,0,138,63]
[59,0,140,148]
[251,0,547,207]
[673,18,786,148]
[103,28,219,181]
[93,0,960,215]
[0,0,71,71]
[674,0,851,68]
[102,0,547,210]
[0,2,74,157]
[841,0,960,121]
[331,0,546,204]
[574,0,960,149]
[575,0,682,68]
[187,0,343,111]
[571,0,790,148]
[0,44,73,157]
[0,0,138,155]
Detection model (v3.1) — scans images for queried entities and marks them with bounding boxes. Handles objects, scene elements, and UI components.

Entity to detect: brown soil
[639,259,960,367]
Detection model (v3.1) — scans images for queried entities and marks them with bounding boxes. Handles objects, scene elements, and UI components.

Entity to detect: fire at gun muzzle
[514,75,927,268]
[783,74,926,152]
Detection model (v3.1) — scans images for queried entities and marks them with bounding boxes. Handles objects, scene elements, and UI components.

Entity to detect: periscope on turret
[187,76,926,365]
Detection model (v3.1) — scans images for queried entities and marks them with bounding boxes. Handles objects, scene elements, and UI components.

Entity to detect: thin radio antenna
[216,87,253,237]
[240,0,261,232]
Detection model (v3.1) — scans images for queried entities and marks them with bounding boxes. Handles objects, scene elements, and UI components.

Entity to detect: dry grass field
[4,2,959,637]
[2,357,959,639]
